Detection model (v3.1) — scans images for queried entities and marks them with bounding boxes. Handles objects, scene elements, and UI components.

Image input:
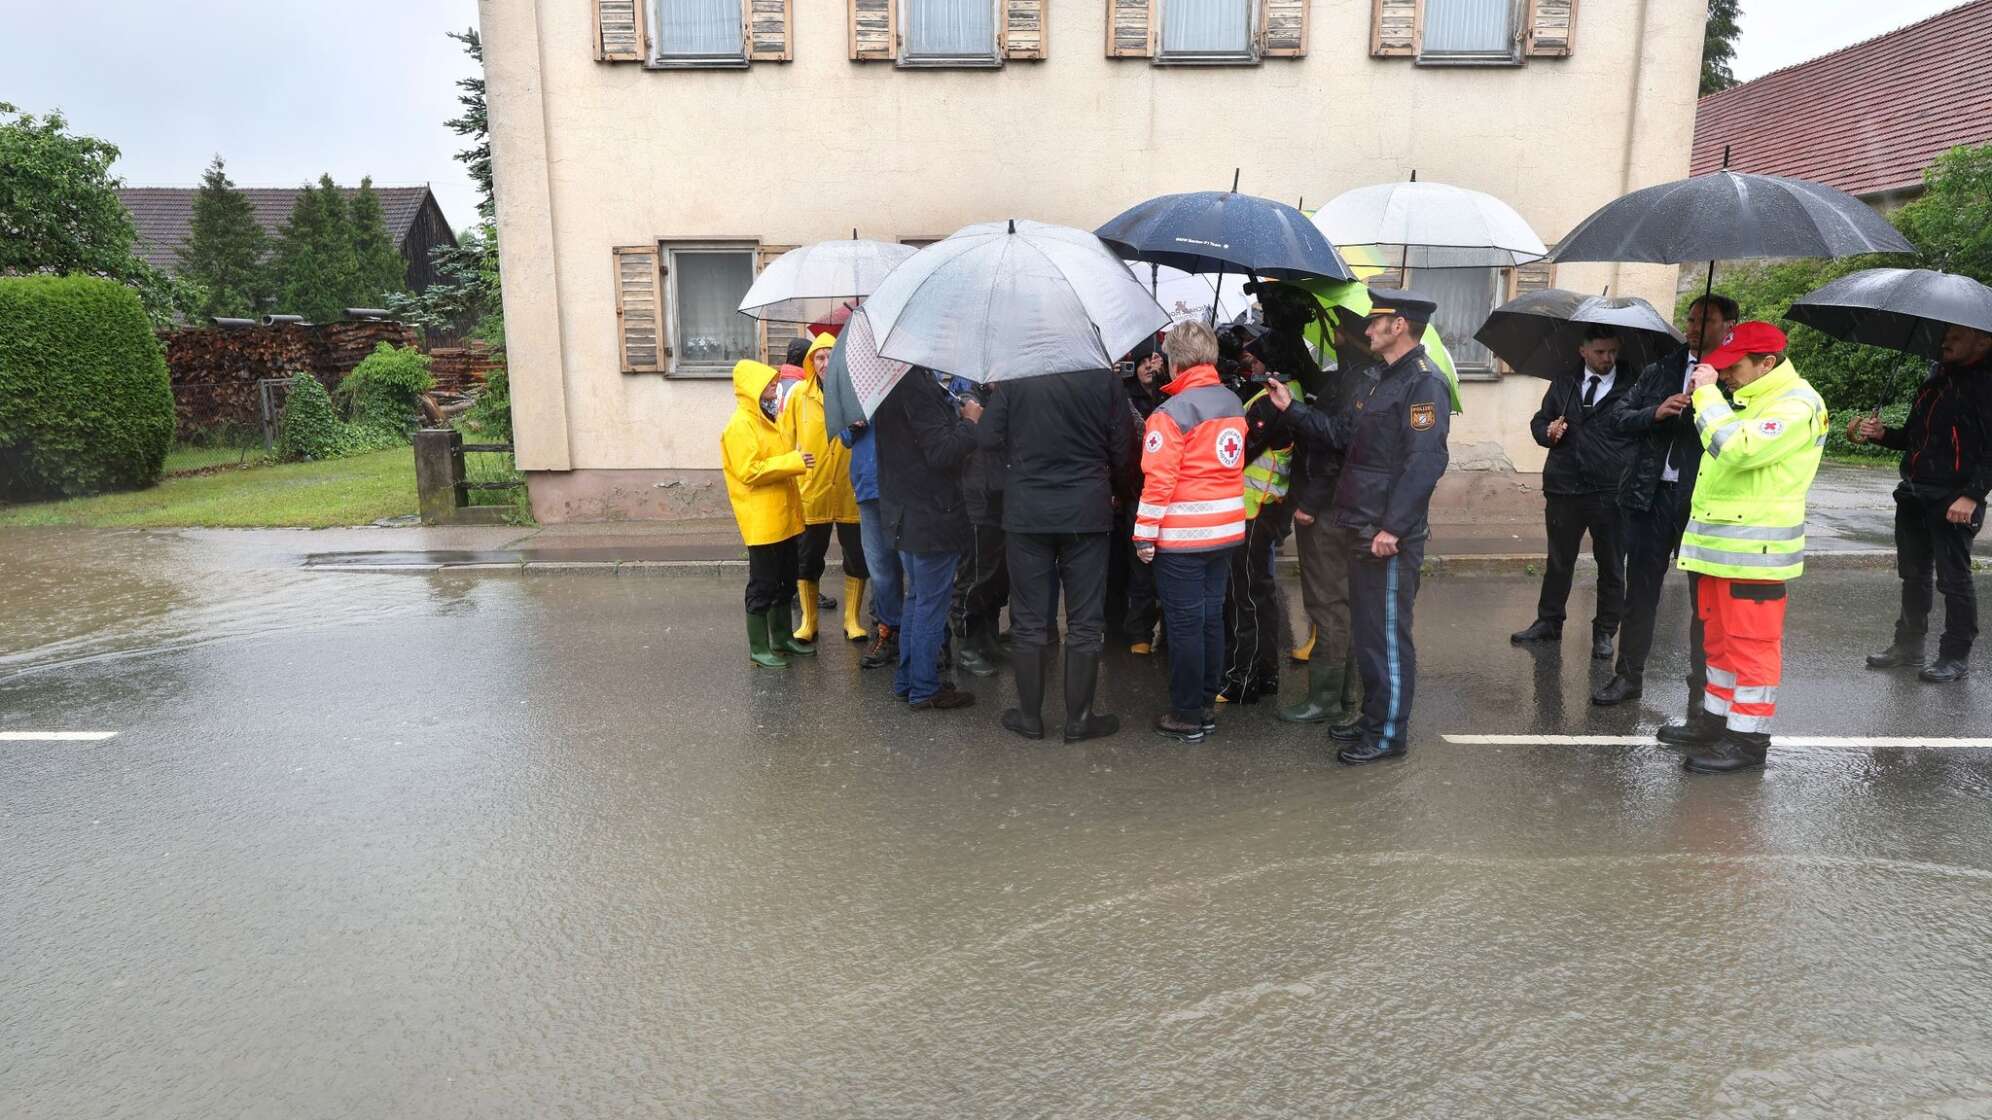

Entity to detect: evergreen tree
[349,176,408,305]
[1701,0,1743,96]
[270,174,358,322]
[177,155,270,318]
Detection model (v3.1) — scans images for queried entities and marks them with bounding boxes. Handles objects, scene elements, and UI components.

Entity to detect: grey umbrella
[1475,289,1684,380]
[1785,268,1992,360]
[1551,170,1915,266]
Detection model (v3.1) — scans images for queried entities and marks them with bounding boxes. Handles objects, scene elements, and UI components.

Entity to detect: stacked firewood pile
[426,344,502,394]
[161,320,420,438]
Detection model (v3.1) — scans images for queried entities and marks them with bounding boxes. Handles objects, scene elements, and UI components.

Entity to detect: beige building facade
[481,0,1706,522]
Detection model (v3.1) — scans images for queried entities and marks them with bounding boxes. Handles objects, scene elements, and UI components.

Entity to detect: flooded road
[5,529,1992,1118]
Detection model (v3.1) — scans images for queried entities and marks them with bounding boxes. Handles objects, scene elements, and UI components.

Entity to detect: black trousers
[1536,491,1626,633]
[1122,534,1160,644]
[1008,531,1109,654]
[744,535,800,614]
[1617,482,1706,706]
[1895,490,1983,659]
[797,520,867,583]
[1224,507,1290,688]
[951,522,1008,644]
[1350,534,1426,751]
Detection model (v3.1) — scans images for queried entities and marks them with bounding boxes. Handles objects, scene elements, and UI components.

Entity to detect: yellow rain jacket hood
[781,333,860,525]
[721,359,806,546]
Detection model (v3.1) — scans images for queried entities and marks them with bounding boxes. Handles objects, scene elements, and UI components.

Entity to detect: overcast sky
[0,0,1972,234]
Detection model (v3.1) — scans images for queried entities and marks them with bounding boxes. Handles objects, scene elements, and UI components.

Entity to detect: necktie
[1582,375,1601,410]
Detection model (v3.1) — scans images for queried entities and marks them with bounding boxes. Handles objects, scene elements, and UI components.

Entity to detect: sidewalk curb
[312,549,1907,576]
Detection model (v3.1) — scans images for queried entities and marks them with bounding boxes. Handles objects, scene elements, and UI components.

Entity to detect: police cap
[1365,286,1437,327]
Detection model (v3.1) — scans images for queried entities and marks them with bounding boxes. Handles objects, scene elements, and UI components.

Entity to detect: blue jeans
[895,549,959,702]
[858,500,903,629]
[1155,549,1231,719]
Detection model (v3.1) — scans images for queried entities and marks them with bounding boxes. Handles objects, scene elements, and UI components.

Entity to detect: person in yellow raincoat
[722,359,818,669]
[780,332,870,643]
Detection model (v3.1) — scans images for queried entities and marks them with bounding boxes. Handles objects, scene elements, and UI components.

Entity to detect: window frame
[1415,0,1525,67]
[660,238,762,379]
[896,0,1004,68]
[1155,0,1263,66]
[647,0,751,69]
[1406,264,1503,381]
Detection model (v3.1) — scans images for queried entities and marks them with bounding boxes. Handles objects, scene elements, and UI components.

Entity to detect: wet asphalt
[4,528,1992,1119]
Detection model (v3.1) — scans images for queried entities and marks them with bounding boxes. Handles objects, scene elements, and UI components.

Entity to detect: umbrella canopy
[1312,180,1547,270]
[737,238,917,323]
[1138,263,1254,324]
[864,219,1171,382]
[1095,191,1353,282]
[1550,171,1915,265]
[1785,267,1992,360]
[821,306,910,428]
[1475,289,1684,380]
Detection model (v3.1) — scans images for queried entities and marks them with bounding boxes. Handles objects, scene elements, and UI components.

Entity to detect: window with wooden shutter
[850,0,897,59]
[1106,0,1155,57]
[748,0,794,60]
[596,0,649,61]
[1524,0,1575,57]
[1260,0,1307,57]
[1370,0,1417,57]
[1495,256,1555,374]
[613,246,667,373]
[1003,0,1048,60]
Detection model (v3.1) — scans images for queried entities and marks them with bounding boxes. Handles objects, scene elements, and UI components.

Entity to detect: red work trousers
[1697,576,1788,734]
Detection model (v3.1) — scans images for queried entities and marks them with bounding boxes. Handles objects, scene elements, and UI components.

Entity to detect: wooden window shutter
[849,0,896,60]
[1370,0,1417,58]
[1003,0,1048,60]
[746,0,794,61]
[1106,0,1155,58]
[1260,0,1307,57]
[1525,0,1576,57]
[1504,256,1556,301]
[614,246,667,373]
[595,0,648,61]
[755,244,801,364]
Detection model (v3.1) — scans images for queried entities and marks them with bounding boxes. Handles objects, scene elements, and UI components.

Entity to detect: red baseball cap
[1701,321,1788,370]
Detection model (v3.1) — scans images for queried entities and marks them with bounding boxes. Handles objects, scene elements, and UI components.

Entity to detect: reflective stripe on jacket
[1678,361,1827,581]
[1135,364,1248,552]
[1241,383,1292,519]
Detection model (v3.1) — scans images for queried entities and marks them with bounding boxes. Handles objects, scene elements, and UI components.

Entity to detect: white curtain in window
[676,252,757,366]
[904,0,996,58]
[1414,267,1499,369]
[1162,0,1252,55]
[656,0,743,58]
[1423,0,1513,54]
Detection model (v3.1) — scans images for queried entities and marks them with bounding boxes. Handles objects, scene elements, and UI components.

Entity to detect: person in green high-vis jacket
[1671,322,1828,775]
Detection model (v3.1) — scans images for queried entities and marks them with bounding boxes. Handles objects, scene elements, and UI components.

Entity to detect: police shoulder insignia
[1409,403,1436,431]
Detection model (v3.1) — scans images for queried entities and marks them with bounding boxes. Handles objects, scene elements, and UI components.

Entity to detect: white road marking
[0,732,118,742]
[1445,734,1992,751]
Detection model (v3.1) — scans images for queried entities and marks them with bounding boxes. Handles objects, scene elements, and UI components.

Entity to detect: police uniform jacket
[1325,345,1452,543]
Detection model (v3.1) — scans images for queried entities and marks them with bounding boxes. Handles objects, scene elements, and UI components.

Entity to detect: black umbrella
[1096,176,1353,287]
[1475,289,1684,380]
[1785,268,1992,361]
[1551,169,1915,267]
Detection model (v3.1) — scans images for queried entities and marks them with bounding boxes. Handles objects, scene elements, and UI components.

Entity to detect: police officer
[1267,288,1450,764]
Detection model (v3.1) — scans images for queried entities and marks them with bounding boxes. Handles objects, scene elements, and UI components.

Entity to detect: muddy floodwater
[5,528,1992,1118]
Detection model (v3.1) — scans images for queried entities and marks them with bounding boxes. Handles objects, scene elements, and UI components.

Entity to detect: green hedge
[339,342,433,447]
[276,372,350,462]
[0,274,175,500]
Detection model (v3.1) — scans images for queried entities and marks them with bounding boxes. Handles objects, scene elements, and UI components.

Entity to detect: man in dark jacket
[1851,323,1992,683]
[1115,347,1168,651]
[876,368,981,710]
[1512,326,1637,659]
[979,368,1136,742]
[1591,295,1738,721]
[952,379,1009,678]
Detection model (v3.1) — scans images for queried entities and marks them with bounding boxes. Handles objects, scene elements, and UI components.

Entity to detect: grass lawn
[0,448,417,529]
[163,443,272,475]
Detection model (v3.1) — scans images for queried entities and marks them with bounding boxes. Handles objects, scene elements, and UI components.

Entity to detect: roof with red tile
[1691,1,1992,198]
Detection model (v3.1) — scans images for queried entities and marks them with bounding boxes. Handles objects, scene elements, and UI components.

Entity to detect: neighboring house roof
[1691,0,1992,198]
[118,185,449,273]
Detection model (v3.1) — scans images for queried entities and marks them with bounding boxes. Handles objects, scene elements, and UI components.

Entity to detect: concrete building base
[525,469,733,523]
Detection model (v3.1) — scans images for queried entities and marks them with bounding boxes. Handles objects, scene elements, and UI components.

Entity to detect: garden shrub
[0,275,175,500]
[338,342,433,446]
[276,372,349,461]
[460,364,512,442]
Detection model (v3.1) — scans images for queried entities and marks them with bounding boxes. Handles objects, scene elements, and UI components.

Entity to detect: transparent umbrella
[736,237,917,324]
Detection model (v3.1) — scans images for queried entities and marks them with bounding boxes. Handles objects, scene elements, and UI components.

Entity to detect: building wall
[483,0,1706,520]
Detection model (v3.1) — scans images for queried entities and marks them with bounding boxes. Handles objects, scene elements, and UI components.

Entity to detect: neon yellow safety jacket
[1241,383,1293,519]
[1677,360,1828,582]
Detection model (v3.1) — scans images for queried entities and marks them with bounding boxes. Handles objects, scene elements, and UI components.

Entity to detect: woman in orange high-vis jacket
[1136,321,1249,742]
